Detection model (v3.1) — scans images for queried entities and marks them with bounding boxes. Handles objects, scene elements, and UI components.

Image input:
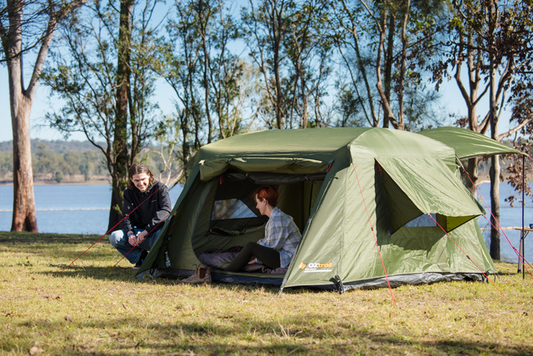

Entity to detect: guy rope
[351,162,397,306]
[56,166,185,276]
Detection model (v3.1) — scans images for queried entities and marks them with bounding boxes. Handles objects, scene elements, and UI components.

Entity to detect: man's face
[131,172,150,192]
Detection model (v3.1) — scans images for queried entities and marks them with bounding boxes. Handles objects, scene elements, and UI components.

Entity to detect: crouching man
[109,163,172,268]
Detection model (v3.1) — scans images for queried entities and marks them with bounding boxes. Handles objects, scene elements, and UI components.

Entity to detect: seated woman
[224,185,301,272]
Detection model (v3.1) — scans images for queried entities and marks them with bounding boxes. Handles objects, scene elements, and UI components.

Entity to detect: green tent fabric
[417,126,524,159]
[135,127,516,292]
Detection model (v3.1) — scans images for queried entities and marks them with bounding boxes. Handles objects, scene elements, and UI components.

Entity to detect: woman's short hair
[253,185,278,207]
[128,162,155,190]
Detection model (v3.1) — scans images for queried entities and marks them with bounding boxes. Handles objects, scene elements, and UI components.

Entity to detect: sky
[0,42,511,145]
[0,66,179,143]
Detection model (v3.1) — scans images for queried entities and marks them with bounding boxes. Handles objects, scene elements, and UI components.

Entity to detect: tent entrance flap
[377,158,483,233]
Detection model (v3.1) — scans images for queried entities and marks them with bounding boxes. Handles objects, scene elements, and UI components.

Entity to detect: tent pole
[521,155,526,279]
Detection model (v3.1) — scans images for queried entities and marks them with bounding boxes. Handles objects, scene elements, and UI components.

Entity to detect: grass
[0,232,532,355]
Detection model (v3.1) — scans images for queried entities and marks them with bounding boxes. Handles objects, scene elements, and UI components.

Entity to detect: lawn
[0,231,532,355]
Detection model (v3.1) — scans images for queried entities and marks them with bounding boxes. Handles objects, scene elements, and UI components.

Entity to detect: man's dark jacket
[122,180,172,234]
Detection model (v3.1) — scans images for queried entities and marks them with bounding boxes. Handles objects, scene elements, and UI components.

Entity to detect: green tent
[136,127,523,292]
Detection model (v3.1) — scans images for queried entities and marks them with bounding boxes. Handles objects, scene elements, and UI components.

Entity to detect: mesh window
[211,199,258,220]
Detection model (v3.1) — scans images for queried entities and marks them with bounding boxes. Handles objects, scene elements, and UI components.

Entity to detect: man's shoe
[133,250,148,269]
[181,266,211,284]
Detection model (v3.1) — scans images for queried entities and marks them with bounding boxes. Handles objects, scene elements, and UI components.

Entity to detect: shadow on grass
[0,231,104,245]
[3,315,532,355]
[38,265,143,282]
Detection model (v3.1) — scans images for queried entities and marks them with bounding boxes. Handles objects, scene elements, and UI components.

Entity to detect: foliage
[40,0,164,229]
[0,231,532,355]
[241,0,336,129]
[329,0,449,130]
[431,0,533,260]
[153,0,255,169]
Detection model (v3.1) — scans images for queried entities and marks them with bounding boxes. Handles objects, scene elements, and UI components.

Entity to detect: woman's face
[131,172,150,192]
[255,196,268,216]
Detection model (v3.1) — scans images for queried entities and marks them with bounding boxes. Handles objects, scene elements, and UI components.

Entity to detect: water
[0,182,531,264]
[0,184,183,235]
[476,182,533,264]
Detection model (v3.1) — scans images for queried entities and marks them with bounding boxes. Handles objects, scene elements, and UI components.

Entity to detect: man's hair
[128,162,155,190]
[253,185,279,207]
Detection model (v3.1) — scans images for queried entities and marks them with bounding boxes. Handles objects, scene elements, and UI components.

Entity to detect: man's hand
[127,231,138,246]
[136,230,149,244]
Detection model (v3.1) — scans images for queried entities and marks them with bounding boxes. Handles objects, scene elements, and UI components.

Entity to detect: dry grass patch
[0,231,532,355]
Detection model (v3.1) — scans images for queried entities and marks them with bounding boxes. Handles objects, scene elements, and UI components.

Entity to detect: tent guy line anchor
[55,167,185,277]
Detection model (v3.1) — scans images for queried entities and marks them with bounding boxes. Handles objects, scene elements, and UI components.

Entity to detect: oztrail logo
[299,261,333,273]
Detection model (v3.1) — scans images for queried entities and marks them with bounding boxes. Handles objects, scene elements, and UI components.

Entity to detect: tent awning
[417,126,524,159]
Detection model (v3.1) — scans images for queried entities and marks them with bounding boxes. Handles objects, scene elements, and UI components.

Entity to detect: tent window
[403,214,437,228]
[211,199,258,220]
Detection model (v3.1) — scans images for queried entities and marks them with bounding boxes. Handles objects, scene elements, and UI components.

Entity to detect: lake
[0,182,531,264]
[0,184,183,235]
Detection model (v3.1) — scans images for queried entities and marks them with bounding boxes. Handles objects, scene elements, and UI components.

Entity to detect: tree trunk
[6,0,54,232]
[382,13,395,128]
[108,0,134,231]
[273,6,284,130]
[464,157,479,195]
[7,3,38,231]
[489,48,500,260]
[11,92,38,232]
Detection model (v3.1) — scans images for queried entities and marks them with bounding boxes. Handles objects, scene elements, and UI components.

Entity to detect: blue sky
[0,46,511,144]
[0,66,179,143]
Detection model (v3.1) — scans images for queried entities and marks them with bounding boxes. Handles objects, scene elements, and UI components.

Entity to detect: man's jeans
[109,228,160,264]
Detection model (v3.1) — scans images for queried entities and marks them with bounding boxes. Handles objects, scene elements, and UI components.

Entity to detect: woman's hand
[247,258,258,264]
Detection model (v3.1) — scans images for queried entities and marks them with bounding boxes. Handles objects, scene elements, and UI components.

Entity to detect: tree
[330,0,446,130]
[241,0,295,129]
[434,0,533,260]
[155,0,251,168]
[283,0,334,129]
[154,0,204,166]
[41,0,161,229]
[1,0,87,231]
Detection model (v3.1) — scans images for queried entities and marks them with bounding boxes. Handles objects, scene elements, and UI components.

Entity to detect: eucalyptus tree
[432,0,533,260]
[205,2,248,139]
[330,0,446,130]
[241,0,295,129]
[241,0,335,129]
[154,0,204,164]
[1,0,87,231]
[190,0,246,140]
[155,0,250,165]
[41,0,162,229]
[283,0,334,128]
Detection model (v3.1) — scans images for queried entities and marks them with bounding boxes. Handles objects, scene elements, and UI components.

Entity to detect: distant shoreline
[0,174,110,186]
[0,180,111,186]
[0,179,110,186]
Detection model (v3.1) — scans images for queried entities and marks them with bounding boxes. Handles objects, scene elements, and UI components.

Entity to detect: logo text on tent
[299,261,333,273]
